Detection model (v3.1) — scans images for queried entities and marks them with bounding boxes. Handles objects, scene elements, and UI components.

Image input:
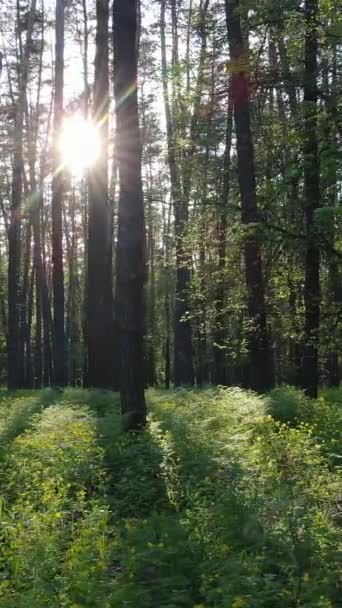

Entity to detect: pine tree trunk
[225,0,274,392]
[114,0,146,428]
[31,155,43,389]
[51,0,66,386]
[87,0,115,388]
[163,200,172,389]
[302,0,320,397]
[34,263,42,387]
[8,0,37,388]
[41,186,53,385]
[20,220,32,386]
[145,177,157,386]
[160,0,194,385]
[25,266,34,388]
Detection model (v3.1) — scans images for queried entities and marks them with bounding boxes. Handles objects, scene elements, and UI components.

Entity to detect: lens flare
[59,115,101,176]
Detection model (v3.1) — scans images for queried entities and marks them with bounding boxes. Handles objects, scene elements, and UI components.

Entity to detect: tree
[87,0,115,388]
[225,0,274,392]
[8,0,37,388]
[51,0,66,385]
[301,0,320,397]
[113,0,146,427]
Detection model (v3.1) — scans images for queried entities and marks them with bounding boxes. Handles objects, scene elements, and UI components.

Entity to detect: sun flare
[59,115,101,176]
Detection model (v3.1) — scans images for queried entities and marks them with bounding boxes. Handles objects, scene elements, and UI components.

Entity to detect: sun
[59,115,101,176]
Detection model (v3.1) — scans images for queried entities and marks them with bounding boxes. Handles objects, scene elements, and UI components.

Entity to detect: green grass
[0,386,341,607]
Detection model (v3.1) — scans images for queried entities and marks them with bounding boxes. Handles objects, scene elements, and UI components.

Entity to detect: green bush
[267,386,312,425]
[268,386,342,465]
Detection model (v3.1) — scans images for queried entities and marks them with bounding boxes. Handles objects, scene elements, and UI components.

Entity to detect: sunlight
[59,115,101,176]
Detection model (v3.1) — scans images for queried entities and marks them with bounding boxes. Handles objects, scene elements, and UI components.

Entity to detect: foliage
[0,387,340,607]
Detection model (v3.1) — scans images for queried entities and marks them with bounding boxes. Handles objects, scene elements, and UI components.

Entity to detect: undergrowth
[0,386,340,607]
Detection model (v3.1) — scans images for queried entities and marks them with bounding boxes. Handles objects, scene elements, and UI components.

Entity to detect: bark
[145,168,157,386]
[161,0,209,385]
[8,0,37,388]
[163,200,172,389]
[87,0,115,388]
[20,219,32,386]
[51,0,66,385]
[25,266,34,388]
[326,261,341,386]
[81,0,90,117]
[39,144,54,386]
[173,0,209,386]
[301,0,320,397]
[161,0,194,385]
[0,249,8,356]
[34,256,42,387]
[67,192,81,385]
[79,0,91,387]
[30,6,45,388]
[113,0,146,428]
[39,153,53,387]
[225,0,274,392]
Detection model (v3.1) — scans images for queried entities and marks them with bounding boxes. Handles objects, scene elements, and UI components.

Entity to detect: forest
[0,0,341,606]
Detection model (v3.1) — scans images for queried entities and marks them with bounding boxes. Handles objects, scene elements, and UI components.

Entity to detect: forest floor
[0,386,341,608]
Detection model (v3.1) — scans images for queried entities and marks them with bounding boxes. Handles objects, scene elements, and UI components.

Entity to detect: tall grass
[0,386,340,607]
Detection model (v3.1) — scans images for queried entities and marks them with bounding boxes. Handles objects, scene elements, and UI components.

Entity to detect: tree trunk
[87,0,115,388]
[8,0,37,388]
[225,0,274,392]
[145,170,157,386]
[51,0,66,386]
[163,200,172,389]
[160,0,211,386]
[34,254,42,387]
[25,266,34,388]
[20,219,32,386]
[66,191,81,385]
[160,0,192,385]
[301,0,320,398]
[113,0,146,428]
[81,0,90,117]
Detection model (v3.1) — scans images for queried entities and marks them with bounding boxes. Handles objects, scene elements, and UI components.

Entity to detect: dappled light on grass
[0,387,340,607]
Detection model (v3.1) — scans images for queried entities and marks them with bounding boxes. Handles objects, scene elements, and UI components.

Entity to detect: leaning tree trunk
[51,0,66,385]
[113,0,146,428]
[225,0,274,392]
[301,0,320,397]
[87,0,115,388]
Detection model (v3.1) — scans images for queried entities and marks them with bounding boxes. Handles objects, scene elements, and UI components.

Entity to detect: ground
[0,386,341,607]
